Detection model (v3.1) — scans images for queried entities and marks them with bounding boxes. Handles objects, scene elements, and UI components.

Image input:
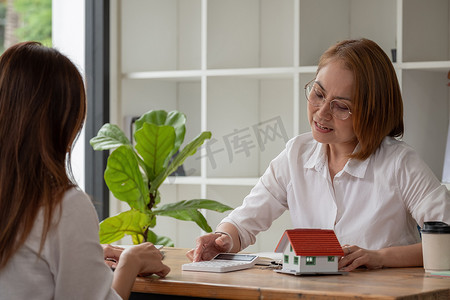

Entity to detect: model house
[275,228,344,275]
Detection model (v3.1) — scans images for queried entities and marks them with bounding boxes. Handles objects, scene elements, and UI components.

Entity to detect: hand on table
[121,242,170,277]
[186,232,233,262]
[102,244,124,269]
[103,243,170,277]
[339,244,383,272]
[111,242,170,300]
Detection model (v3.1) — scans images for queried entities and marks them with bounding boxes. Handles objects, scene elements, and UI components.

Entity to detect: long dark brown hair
[0,42,86,268]
[317,38,404,160]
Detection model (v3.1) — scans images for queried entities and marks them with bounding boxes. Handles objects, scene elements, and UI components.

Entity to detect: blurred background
[0,0,52,52]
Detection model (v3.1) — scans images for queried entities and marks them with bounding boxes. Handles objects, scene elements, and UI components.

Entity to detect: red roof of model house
[275,229,344,256]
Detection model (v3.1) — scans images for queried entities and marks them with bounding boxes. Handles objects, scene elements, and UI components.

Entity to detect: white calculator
[182,253,258,273]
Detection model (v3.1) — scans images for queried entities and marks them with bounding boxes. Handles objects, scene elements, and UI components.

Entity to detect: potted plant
[90,109,232,246]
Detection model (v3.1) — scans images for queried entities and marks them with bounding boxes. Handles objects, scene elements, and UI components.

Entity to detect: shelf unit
[110,0,450,251]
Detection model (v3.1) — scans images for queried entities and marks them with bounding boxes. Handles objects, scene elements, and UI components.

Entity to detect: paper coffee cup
[421,221,450,272]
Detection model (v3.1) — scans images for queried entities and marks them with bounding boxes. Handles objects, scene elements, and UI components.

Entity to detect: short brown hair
[317,38,403,160]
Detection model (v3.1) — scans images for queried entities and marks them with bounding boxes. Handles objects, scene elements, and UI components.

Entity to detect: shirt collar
[304,142,327,173]
[304,142,370,179]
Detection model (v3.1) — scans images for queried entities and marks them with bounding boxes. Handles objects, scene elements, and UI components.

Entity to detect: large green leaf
[150,131,212,193]
[134,110,168,130]
[90,123,132,150]
[89,123,149,177]
[134,110,186,157]
[104,145,149,212]
[160,208,212,232]
[134,123,175,180]
[99,210,152,244]
[145,229,174,247]
[154,199,233,213]
[131,234,145,245]
[153,199,233,232]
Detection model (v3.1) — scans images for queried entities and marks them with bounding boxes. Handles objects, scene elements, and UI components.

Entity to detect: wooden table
[131,247,450,299]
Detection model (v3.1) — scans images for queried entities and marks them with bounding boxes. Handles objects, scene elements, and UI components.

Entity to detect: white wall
[52,0,85,190]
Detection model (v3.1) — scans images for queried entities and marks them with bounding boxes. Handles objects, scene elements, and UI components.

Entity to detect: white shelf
[205,67,309,78]
[206,177,259,186]
[124,70,202,80]
[163,176,259,186]
[399,61,450,71]
[163,176,203,185]
[124,66,319,80]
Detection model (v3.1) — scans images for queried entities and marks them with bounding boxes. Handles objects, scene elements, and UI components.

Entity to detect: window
[328,256,335,262]
[290,245,292,252]
[284,255,289,264]
[306,256,316,265]
[294,256,299,265]
[0,0,52,53]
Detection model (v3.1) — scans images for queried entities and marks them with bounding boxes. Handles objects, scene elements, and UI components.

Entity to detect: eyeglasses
[304,80,352,120]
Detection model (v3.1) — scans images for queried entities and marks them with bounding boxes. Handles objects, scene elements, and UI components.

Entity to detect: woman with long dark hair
[0,42,169,299]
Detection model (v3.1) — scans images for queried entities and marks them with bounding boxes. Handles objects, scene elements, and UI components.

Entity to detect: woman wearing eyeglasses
[187,38,450,271]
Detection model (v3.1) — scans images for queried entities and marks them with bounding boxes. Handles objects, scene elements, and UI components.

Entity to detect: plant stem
[143,227,148,242]
[148,191,156,210]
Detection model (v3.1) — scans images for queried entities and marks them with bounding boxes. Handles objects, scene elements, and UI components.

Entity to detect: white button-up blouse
[221,132,450,251]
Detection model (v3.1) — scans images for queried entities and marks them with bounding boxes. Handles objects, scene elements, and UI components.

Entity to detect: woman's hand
[338,245,383,272]
[186,232,234,262]
[119,242,170,277]
[102,244,124,269]
[338,243,423,272]
[112,242,170,300]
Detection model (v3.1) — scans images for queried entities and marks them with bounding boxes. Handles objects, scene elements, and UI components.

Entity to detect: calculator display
[215,254,257,262]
